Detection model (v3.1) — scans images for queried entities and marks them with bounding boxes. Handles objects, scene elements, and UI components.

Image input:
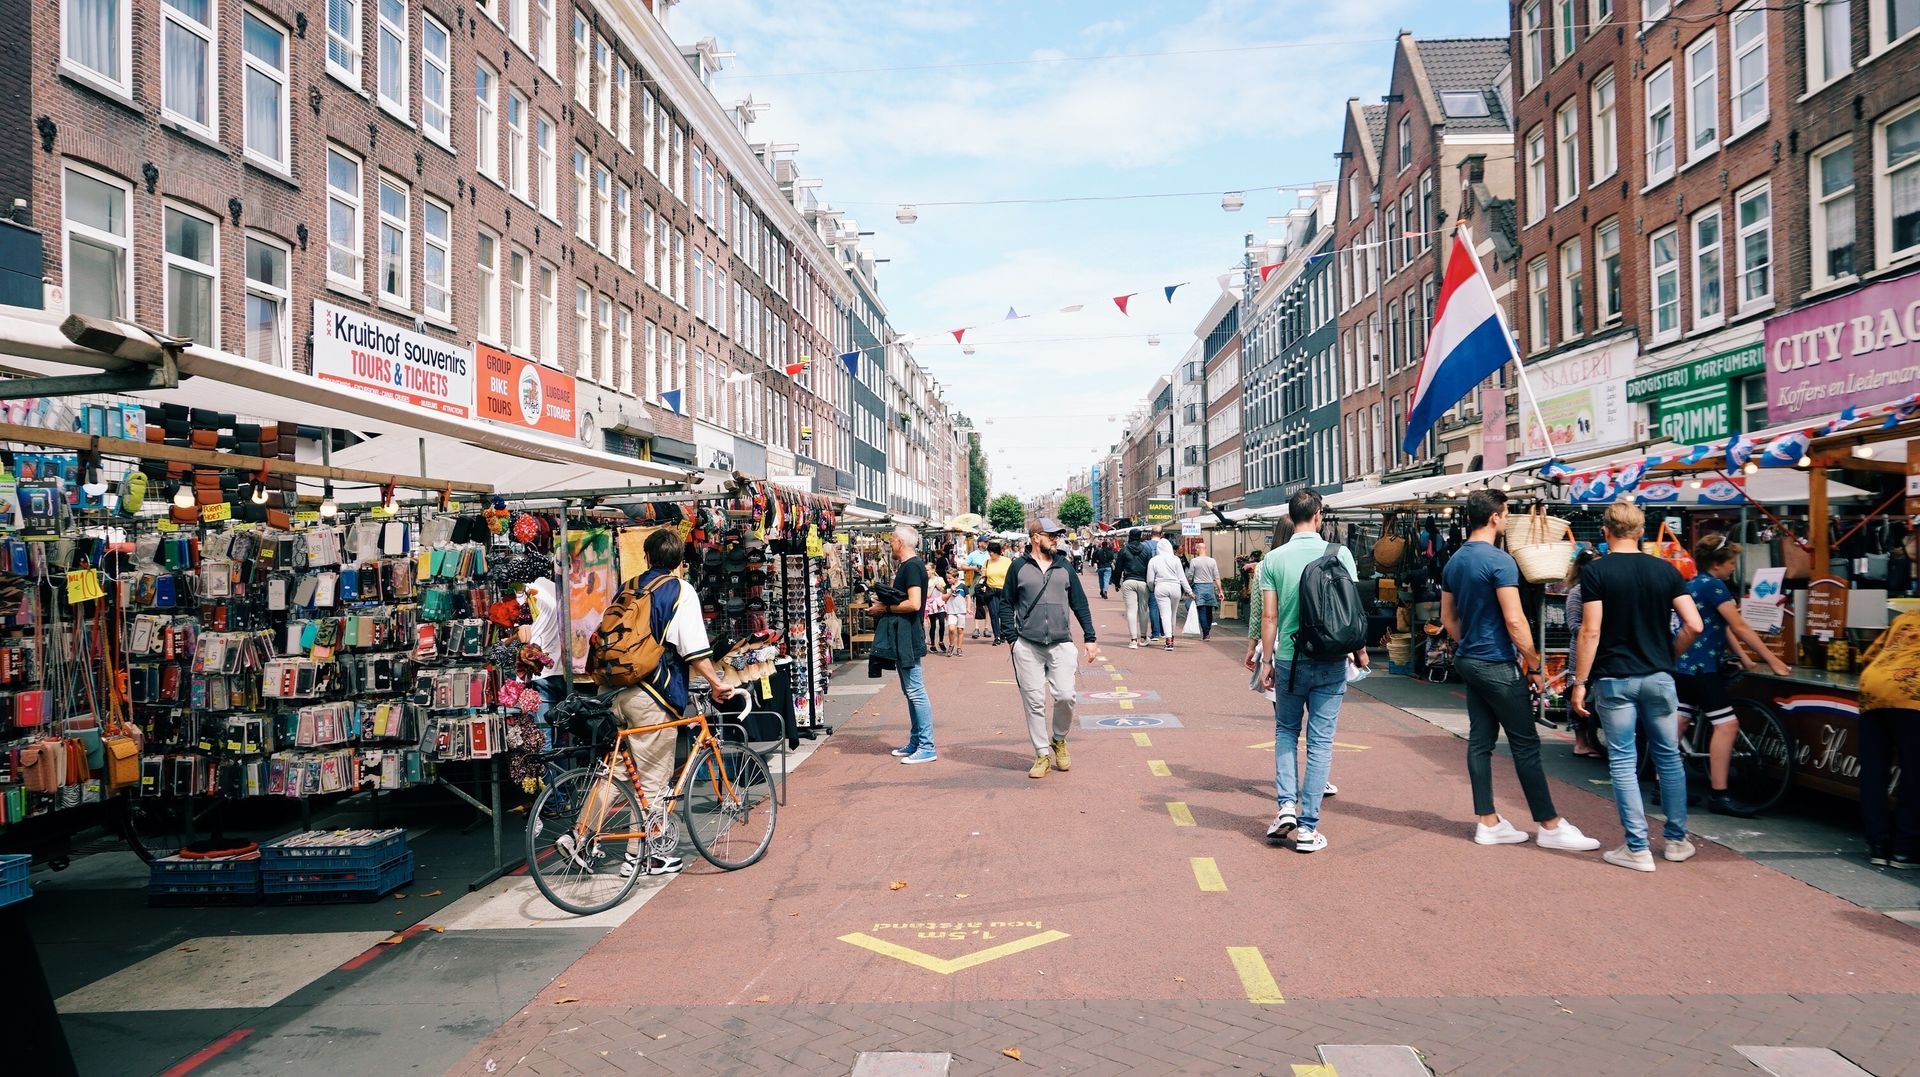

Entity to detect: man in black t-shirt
[873,524,937,765]
[1571,503,1704,872]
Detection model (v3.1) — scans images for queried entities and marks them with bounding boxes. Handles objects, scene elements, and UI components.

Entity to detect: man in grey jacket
[1004,517,1101,779]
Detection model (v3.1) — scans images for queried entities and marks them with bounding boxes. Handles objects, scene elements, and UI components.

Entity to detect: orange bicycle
[525,697,778,915]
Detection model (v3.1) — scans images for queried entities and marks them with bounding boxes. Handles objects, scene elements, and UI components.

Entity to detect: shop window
[163,204,218,346]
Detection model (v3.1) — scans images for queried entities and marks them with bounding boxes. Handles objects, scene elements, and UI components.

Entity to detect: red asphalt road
[538,590,1920,1008]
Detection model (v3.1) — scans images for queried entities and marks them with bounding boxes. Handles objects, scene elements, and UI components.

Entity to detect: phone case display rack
[685,525,829,736]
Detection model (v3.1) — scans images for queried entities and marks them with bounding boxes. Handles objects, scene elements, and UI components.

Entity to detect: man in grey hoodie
[1005,517,1101,779]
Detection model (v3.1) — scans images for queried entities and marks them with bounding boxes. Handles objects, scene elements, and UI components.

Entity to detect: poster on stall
[614,526,662,583]
[567,529,616,674]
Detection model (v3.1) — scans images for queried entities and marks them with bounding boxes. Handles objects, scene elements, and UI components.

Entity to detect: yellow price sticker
[65,568,105,604]
[369,505,397,518]
[294,510,320,525]
[155,520,180,532]
[200,501,232,523]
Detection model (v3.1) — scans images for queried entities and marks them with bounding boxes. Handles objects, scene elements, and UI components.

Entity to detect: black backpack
[1294,547,1368,662]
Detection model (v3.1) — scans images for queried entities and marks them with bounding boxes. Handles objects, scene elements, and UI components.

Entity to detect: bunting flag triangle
[1058,304,1084,313]
[951,328,968,343]
[1113,293,1136,315]
[1005,306,1025,320]
[724,369,752,384]
[659,388,684,416]
[1259,263,1281,283]
[784,362,808,376]
[1216,273,1234,291]
[840,352,860,377]
[1163,283,1186,303]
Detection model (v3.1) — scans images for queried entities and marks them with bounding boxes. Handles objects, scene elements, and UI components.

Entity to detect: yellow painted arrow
[837,930,1070,975]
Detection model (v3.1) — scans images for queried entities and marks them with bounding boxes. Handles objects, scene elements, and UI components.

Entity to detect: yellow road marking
[1120,699,1134,710]
[1292,1067,1336,1077]
[1227,946,1286,1004]
[1132,732,1152,747]
[1102,664,1116,671]
[987,679,1016,685]
[1167,802,1195,826]
[837,930,1071,975]
[1147,760,1171,777]
[1190,857,1226,892]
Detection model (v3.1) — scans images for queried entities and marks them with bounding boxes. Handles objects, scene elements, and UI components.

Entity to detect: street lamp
[895,205,918,224]
[1221,192,1245,212]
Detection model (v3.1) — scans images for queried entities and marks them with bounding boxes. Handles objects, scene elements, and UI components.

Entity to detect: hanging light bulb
[1796,453,1812,468]
[1852,444,1876,459]
[319,482,339,519]
[172,482,194,510]
[251,483,270,505]
[381,482,399,513]
[1743,461,1760,475]
[1687,477,1703,490]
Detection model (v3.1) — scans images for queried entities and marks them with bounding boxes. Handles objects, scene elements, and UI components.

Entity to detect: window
[573,147,590,240]
[538,265,557,364]
[594,165,611,253]
[597,295,614,387]
[690,248,705,319]
[642,91,657,173]
[242,11,288,167]
[715,269,727,335]
[594,37,611,128]
[423,196,451,320]
[1731,4,1768,133]
[642,204,655,287]
[244,234,290,367]
[1419,172,1434,248]
[326,0,359,82]
[64,0,130,91]
[1809,0,1852,89]
[161,0,216,134]
[1592,69,1617,180]
[536,113,556,218]
[573,13,590,106]
[617,306,633,394]
[1645,64,1676,184]
[643,319,657,399]
[615,60,631,148]
[690,146,705,219]
[574,283,591,378]
[1685,33,1717,160]
[1650,227,1680,338]
[1560,239,1584,339]
[477,231,500,343]
[1592,0,1614,21]
[476,0,496,25]
[671,126,685,200]
[326,147,363,286]
[533,0,554,72]
[1872,0,1920,51]
[376,0,406,115]
[1692,207,1723,326]
[422,15,450,144]
[507,0,525,53]
[163,205,217,345]
[507,92,528,200]
[1555,102,1580,205]
[475,63,498,178]
[1878,102,1920,264]
[615,182,631,268]
[1525,126,1547,224]
[1596,217,1622,323]
[1402,188,1418,261]
[503,247,528,353]
[1812,140,1857,284]
[1522,0,1544,89]
[1397,116,1412,170]
[376,175,408,304]
[1736,181,1772,306]
[1644,0,1672,20]
[672,230,685,305]
[1527,257,1550,351]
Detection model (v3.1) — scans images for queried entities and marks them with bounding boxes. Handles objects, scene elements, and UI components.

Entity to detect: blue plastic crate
[259,829,407,871]
[0,853,29,909]
[262,852,414,904]
[147,855,263,906]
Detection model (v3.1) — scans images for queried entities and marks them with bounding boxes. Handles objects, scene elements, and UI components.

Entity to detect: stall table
[1731,670,1868,802]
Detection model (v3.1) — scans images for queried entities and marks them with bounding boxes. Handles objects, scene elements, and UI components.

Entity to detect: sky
[672,0,1509,500]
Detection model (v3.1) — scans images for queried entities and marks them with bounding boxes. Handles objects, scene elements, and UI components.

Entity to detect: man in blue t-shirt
[1441,490,1601,854]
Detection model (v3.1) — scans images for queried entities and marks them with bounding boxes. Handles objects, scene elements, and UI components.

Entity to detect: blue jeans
[1273,658,1348,831]
[1097,566,1111,595]
[1149,595,1165,638]
[899,663,935,752]
[1594,673,1687,851]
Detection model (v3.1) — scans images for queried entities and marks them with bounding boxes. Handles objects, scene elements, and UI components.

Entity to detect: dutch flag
[1403,228,1519,456]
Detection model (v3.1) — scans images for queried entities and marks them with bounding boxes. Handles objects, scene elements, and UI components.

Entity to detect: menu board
[1805,576,1849,640]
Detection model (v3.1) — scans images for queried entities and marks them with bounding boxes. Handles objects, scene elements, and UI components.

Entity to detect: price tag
[294,510,321,525]
[369,505,397,518]
[155,520,179,532]
[446,500,463,513]
[65,568,105,604]
[200,501,232,523]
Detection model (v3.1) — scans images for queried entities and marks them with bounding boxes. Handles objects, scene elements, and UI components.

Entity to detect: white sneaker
[1323,782,1338,797]
[553,831,597,870]
[1292,828,1328,853]
[620,852,684,878]
[1129,640,1140,649]
[1537,820,1602,852]
[1474,817,1530,845]
[1265,801,1299,841]
[1664,837,1697,862]
[1603,845,1657,872]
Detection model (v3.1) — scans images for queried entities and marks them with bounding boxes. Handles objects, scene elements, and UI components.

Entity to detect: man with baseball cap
[1003,517,1101,779]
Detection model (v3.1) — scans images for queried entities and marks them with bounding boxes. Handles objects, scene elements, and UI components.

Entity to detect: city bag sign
[1765,270,1920,421]
[311,300,475,419]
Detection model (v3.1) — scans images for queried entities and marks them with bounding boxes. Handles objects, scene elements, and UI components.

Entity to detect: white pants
[1121,578,1151,641]
[611,688,677,804]
[1011,639,1078,754]
[1154,581,1187,640]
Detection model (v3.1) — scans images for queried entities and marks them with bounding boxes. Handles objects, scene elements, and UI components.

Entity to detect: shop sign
[311,300,474,419]
[1144,498,1175,526]
[1766,270,1920,420]
[1651,383,1736,442]
[1480,385,1508,467]
[474,344,574,438]
[1519,339,1634,456]
[1806,576,1849,640]
[1626,343,1765,400]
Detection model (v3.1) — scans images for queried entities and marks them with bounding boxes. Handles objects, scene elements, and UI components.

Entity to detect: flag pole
[1454,221,1556,464]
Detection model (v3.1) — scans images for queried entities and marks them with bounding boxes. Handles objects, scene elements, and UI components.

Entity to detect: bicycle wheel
[121,797,190,863]
[680,741,777,870]
[526,767,646,916]
[1724,699,1796,814]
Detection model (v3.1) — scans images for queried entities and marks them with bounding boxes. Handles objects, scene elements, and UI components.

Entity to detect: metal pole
[555,500,574,689]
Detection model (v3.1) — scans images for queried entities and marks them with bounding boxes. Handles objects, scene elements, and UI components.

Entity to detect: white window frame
[1650,226,1680,341]
[594,36,612,129]
[1685,31,1718,162]
[1525,125,1547,224]
[509,246,530,353]
[617,305,633,395]
[1522,0,1544,89]
[160,0,218,138]
[1560,238,1584,340]
[1591,68,1617,181]
[1735,179,1773,309]
[615,181,631,268]
[1644,0,1672,20]
[63,0,133,96]
[536,0,555,75]
[1555,101,1580,207]
[241,8,290,169]
[1596,217,1622,324]
[326,145,364,288]
[672,230,686,306]
[1645,63,1676,186]
[643,319,657,399]
[375,0,407,119]
[376,173,410,306]
[1554,0,1576,61]
[422,13,451,146]
[615,60,631,148]
[1808,0,1852,92]
[594,164,612,254]
[477,230,501,344]
[596,294,614,388]
[475,62,499,180]
[536,113,556,219]
[642,91,657,174]
[1730,2,1769,135]
[423,195,452,321]
[671,126,685,201]
[1692,205,1724,329]
[504,91,527,201]
[572,12,590,106]
[1870,0,1920,55]
[1811,137,1858,287]
[538,264,558,365]
[244,232,291,367]
[1397,115,1412,171]
[162,201,219,346]
[573,147,591,241]
[1526,257,1550,352]
[326,0,360,86]
[1876,99,1920,266]
[642,204,656,289]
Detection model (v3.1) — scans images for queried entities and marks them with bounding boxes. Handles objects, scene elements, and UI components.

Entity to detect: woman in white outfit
[1146,537,1194,652]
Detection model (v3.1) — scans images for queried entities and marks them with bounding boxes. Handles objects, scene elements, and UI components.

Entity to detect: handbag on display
[1372,516,1409,572]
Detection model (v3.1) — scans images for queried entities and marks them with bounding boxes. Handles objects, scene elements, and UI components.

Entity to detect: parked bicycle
[525,693,777,915]
[1640,678,1797,816]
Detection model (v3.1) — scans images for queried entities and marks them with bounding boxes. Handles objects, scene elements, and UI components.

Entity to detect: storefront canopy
[1323,461,1543,512]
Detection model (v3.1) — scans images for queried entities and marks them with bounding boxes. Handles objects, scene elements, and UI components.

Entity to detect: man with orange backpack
[587,527,734,876]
